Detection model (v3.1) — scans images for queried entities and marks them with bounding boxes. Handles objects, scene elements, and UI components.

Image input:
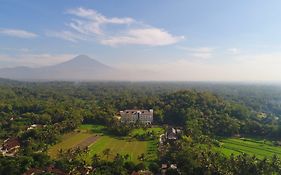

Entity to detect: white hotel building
[120,109,153,124]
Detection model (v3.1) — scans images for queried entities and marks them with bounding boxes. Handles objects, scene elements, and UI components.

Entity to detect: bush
[148,162,159,174]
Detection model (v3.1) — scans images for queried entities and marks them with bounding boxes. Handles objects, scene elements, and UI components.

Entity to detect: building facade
[120,109,153,124]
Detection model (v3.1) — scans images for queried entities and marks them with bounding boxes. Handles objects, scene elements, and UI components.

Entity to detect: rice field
[217,138,281,159]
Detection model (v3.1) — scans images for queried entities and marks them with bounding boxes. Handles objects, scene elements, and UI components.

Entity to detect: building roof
[3,137,20,150]
[167,128,176,134]
[23,166,67,175]
[170,164,177,169]
[162,164,168,169]
[23,168,44,175]
[46,165,67,175]
[131,170,153,175]
[121,109,153,115]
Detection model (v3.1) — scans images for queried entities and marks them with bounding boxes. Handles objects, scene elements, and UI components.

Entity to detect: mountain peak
[72,54,92,61]
[67,55,96,64]
[59,55,103,67]
[0,55,116,80]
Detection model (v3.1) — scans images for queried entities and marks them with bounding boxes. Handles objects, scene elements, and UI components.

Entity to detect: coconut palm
[102,148,111,160]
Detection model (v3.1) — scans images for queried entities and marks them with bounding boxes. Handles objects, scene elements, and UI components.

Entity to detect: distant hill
[0,55,116,81]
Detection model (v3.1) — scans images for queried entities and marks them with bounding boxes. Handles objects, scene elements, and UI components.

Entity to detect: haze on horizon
[1,0,281,82]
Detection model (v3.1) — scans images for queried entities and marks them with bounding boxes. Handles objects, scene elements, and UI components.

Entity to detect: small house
[1,137,21,156]
[166,128,181,140]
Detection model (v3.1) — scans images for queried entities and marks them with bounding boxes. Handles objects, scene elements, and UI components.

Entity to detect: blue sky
[1,0,281,81]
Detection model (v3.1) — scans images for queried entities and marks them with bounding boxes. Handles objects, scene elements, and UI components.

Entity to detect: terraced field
[217,138,281,159]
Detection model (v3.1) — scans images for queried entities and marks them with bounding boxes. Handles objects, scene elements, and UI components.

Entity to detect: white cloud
[67,7,135,35]
[49,7,183,46]
[0,28,37,38]
[67,7,134,24]
[101,28,184,46]
[179,46,215,59]
[46,30,86,42]
[227,48,240,54]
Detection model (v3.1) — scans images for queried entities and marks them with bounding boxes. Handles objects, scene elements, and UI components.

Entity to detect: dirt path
[76,135,100,149]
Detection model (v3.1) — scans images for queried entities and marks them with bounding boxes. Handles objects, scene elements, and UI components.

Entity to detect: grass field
[85,126,163,163]
[48,132,93,158]
[48,124,162,163]
[217,138,281,159]
[87,136,147,162]
[78,124,106,133]
[130,127,164,137]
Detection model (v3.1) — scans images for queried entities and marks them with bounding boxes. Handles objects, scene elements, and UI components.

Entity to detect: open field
[87,136,147,162]
[130,127,164,137]
[48,124,162,163]
[85,125,163,163]
[216,138,281,159]
[48,132,94,158]
[78,124,106,133]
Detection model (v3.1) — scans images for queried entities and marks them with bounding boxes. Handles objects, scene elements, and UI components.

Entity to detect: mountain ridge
[0,55,116,81]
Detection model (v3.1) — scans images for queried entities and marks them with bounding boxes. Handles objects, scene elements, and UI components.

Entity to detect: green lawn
[48,124,162,163]
[130,126,164,137]
[48,132,93,158]
[86,136,148,163]
[78,124,106,133]
[85,125,163,163]
[216,138,281,159]
[146,140,158,161]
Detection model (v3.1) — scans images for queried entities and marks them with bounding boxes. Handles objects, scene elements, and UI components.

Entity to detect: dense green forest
[1,79,281,174]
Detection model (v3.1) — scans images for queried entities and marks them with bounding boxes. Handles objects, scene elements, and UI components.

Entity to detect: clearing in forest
[48,124,162,163]
[87,136,148,163]
[48,132,94,158]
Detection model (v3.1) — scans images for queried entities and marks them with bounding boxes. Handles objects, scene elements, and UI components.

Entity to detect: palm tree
[124,154,130,161]
[58,148,64,157]
[138,153,145,161]
[103,148,111,160]
[92,154,100,167]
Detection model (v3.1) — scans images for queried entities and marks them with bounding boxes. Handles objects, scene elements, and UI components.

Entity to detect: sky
[1,0,281,81]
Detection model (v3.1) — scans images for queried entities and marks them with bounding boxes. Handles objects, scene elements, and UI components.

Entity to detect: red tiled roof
[131,171,140,175]
[46,165,67,175]
[23,165,68,175]
[3,137,20,150]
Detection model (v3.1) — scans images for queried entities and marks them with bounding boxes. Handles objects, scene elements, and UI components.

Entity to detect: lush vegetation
[87,135,147,163]
[1,80,281,174]
[216,138,281,159]
[48,124,163,163]
[48,132,93,158]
